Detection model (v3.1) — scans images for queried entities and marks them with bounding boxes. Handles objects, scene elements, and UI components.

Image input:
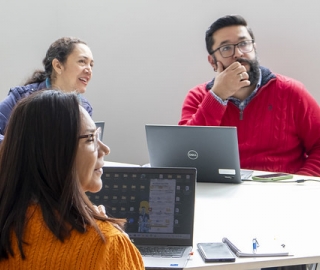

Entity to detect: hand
[211,61,251,100]
[93,204,108,217]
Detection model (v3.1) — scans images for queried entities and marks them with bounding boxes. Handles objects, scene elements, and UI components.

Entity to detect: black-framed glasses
[79,127,101,151]
[211,39,254,58]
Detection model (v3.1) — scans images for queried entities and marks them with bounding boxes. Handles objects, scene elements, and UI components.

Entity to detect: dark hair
[0,90,124,260]
[205,15,255,54]
[24,37,87,85]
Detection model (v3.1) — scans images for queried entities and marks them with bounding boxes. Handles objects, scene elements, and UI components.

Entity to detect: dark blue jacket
[0,81,93,142]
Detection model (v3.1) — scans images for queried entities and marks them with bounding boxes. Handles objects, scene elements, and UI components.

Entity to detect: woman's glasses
[79,127,101,151]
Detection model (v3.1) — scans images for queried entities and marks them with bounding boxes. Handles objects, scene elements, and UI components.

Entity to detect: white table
[186,173,320,269]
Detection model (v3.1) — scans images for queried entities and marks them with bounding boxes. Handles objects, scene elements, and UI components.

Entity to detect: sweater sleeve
[292,83,320,176]
[0,91,20,143]
[79,95,93,117]
[0,84,40,143]
[102,232,144,270]
[178,83,227,126]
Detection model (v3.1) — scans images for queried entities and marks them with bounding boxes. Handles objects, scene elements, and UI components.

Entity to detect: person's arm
[103,232,144,270]
[292,84,320,176]
[0,93,19,143]
[79,95,93,117]
[179,62,250,126]
[178,83,228,126]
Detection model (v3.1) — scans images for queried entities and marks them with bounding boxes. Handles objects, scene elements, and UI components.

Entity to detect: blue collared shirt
[45,77,83,105]
[45,77,51,88]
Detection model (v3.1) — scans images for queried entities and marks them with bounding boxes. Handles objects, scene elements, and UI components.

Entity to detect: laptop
[145,125,251,184]
[95,121,105,141]
[87,166,197,269]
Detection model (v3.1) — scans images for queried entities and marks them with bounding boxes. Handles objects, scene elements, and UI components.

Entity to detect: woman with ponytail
[0,37,94,142]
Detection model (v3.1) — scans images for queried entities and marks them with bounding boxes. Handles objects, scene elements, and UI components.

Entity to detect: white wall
[1,0,320,165]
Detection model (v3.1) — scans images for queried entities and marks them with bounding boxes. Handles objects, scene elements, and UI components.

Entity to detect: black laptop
[87,166,197,269]
[145,125,252,183]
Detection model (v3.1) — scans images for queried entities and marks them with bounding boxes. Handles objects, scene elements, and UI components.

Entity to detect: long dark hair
[24,37,87,85]
[0,90,124,260]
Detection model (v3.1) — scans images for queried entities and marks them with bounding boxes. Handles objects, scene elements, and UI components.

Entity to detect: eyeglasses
[211,40,254,58]
[79,127,101,151]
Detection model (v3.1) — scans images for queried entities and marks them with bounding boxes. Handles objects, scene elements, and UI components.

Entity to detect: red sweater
[179,68,320,176]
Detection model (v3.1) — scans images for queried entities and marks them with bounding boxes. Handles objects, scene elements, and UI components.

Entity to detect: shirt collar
[45,78,51,88]
[228,68,262,104]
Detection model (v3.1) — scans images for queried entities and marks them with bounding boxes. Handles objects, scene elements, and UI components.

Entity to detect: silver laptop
[145,125,250,184]
[87,166,197,269]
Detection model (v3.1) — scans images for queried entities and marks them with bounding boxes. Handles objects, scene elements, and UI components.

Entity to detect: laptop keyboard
[137,246,186,258]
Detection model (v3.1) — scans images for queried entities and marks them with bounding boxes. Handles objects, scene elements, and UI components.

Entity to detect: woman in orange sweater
[0,90,144,269]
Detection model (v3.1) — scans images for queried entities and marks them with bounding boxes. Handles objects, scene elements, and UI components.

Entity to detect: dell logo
[187,150,198,160]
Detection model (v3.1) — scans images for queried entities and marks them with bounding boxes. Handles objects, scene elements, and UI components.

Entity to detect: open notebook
[222,237,290,257]
[87,166,197,269]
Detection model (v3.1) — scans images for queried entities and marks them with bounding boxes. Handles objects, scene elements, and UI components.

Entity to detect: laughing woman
[0,36,94,143]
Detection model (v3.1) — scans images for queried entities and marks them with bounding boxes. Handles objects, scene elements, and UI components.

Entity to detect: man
[179,15,320,177]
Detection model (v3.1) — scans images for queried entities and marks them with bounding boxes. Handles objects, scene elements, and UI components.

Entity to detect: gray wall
[1,0,320,165]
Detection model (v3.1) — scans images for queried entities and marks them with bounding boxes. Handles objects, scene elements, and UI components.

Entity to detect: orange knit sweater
[0,205,144,270]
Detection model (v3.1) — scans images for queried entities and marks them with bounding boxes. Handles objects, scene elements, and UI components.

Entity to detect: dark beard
[236,57,260,86]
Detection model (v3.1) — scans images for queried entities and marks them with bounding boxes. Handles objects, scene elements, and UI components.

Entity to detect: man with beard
[179,15,320,178]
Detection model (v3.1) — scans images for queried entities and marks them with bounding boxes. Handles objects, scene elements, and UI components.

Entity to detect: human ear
[52,58,63,75]
[208,55,217,72]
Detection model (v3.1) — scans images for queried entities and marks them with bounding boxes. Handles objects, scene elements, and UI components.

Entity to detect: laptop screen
[145,124,242,183]
[94,121,105,141]
[87,167,196,246]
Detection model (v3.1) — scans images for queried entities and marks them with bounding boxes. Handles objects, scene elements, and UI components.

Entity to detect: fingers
[228,61,241,70]
[230,62,247,75]
[216,61,224,73]
[212,61,250,99]
[220,62,249,83]
[97,204,106,214]
[238,71,250,88]
[239,78,251,88]
[239,71,249,81]
[93,204,108,217]
[229,62,249,83]
[92,205,99,212]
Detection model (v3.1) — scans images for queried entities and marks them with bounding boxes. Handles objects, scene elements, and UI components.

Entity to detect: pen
[252,238,259,253]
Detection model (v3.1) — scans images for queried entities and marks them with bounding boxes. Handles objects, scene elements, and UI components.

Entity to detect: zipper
[240,110,243,120]
[239,101,245,120]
